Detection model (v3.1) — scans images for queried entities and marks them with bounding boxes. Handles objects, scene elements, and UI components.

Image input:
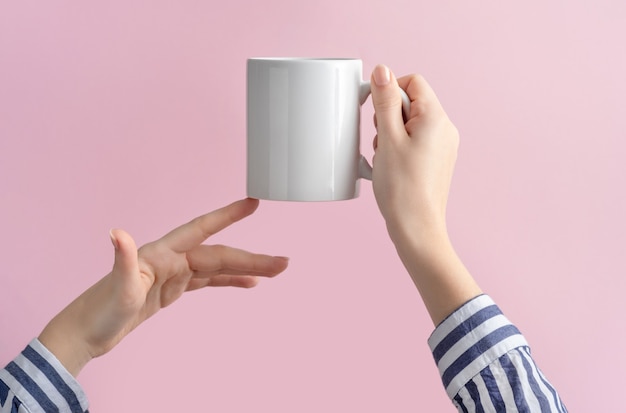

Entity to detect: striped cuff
[428,295,528,399]
[0,339,89,413]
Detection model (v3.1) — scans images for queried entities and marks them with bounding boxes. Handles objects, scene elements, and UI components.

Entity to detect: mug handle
[358,81,411,180]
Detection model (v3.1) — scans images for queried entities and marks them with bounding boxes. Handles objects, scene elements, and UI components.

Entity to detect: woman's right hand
[369,65,481,326]
[370,65,460,252]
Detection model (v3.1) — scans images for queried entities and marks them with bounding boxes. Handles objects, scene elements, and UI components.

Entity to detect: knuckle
[210,244,228,255]
[412,95,429,117]
[405,74,433,117]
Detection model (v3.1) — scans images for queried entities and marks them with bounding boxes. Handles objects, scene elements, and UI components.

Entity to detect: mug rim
[248,57,360,62]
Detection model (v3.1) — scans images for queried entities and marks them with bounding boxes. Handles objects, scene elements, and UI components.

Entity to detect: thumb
[109,229,139,278]
[371,64,406,140]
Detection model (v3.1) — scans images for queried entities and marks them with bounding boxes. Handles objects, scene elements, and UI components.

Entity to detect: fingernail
[373,65,391,86]
[109,229,119,251]
[276,256,290,262]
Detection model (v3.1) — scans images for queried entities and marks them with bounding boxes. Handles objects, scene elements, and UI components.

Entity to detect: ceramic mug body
[247,58,371,202]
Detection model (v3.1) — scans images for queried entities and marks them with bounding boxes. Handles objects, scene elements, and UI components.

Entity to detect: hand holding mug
[370,66,460,247]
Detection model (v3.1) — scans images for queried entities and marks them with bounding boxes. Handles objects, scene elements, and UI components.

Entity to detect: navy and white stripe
[0,339,89,413]
[428,295,567,412]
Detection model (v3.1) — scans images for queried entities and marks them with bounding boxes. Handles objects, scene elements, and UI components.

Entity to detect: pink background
[1,1,624,411]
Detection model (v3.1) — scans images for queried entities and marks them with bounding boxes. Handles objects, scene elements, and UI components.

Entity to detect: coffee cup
[247,58,409,201]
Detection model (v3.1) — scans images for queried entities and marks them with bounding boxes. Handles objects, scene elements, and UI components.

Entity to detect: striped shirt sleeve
[0,339,89,413]
[428,295,568,412]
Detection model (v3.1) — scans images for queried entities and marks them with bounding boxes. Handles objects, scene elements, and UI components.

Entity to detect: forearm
[37,281,103,378]
[38,315,93,378]
[388,222,482,326]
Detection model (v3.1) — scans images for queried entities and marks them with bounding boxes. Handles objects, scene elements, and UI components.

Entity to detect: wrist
[385,213,449,256]
[38,312,94,377]
[390,225,453,276]
[386,219,482,325]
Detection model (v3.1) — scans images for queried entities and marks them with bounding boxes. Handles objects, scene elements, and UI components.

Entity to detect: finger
[185,275,259,291]
[110,229,139,280]
[187,244,289,277]
[160,198,260,253]
[372,134,378,151]
[395,73,444,120]
[370,64,406,142]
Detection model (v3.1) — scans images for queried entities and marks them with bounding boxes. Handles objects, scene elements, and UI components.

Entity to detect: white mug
[246,58,409,201]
